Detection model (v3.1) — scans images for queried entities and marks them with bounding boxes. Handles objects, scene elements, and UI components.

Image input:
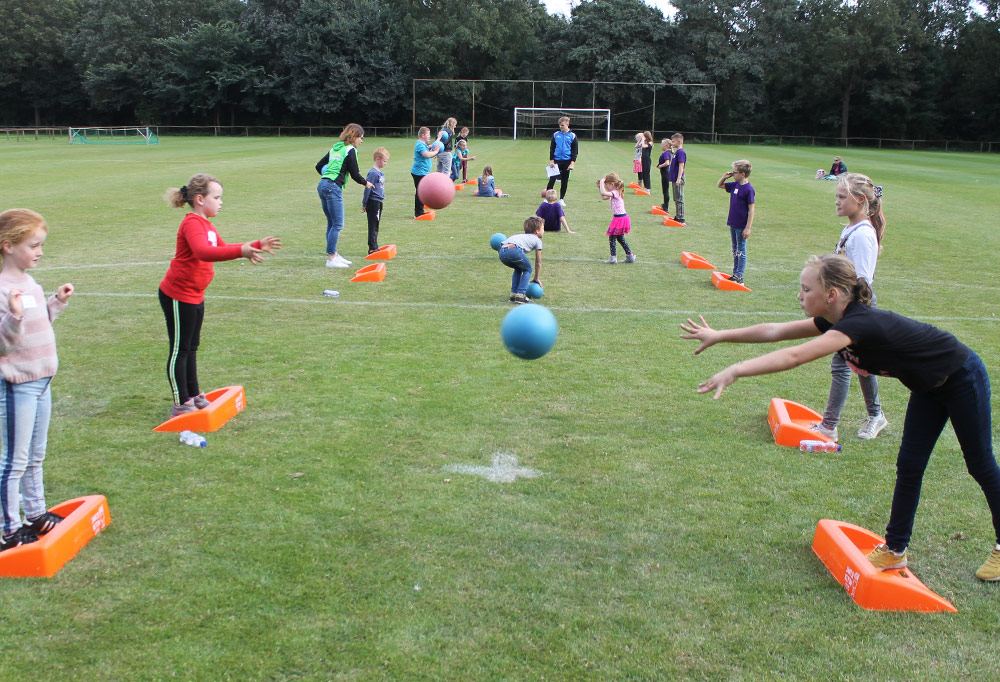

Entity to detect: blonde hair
[417,126,430,138]
[558,116,570,125]
[733,159,752,176]
[339,123,365,146]
[806,254,873,306]
[603,172,625,195]
[164,174,221,209]
[524,216,544,233]
[545,189,558,202]
[671,132,684,142]
[373,147,389,161]
[837,173,886,247]
[0,209,47,265]
[443,117,457,129]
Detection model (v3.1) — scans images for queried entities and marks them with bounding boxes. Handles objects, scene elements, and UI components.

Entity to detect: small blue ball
[490,233,507,251]
[501,304,558,360]
[525,282,544,300]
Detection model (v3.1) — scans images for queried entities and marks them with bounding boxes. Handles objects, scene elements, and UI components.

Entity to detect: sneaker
[334,253,352,266]
[511,294,529,304]
[625,254,637,263]
[675,217,685,224]
[976,547,1000,581]
[509,294,517,302]
[867,543,907,571]
[0,526,39,552]
[810,422,839,443]
[170,400,198,418]
[193,392,211,409]
[325,258,348,269]
[499,193,510,198]
[604,256,618,264]
[733,276,744,285]
[857,413,888,440]
[24,511,64,536]
[558,199,566,207]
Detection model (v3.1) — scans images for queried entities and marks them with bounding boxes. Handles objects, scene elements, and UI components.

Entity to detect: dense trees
[0,0,996,140]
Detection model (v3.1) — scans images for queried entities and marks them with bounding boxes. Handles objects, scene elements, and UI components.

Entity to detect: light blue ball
[525,282,544,300]
[490,233,507,251]
[501,304,558,360]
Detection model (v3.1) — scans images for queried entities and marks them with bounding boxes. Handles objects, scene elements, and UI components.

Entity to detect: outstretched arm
[679,315,820,355]
[696,330,852,399]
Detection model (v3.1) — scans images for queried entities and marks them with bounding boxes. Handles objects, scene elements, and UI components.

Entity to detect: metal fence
[3,125,997,153]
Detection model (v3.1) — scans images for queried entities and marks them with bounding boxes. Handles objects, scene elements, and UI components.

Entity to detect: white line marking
[443,452,542,483]
[69,292,1000,323]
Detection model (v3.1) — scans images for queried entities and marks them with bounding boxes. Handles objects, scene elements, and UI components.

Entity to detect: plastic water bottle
[179,430,207,447]
[799,439,840,453]
[322,289,340,298]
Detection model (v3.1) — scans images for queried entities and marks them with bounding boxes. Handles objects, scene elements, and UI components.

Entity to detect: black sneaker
[1,526,39,552]
[511,294,529,304]
[24,511,64,536]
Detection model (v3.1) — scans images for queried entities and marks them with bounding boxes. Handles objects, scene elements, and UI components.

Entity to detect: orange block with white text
[0,495,110,578]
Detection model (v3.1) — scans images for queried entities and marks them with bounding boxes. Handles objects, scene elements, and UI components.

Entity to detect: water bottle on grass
[799,439,840,453]
[180,430,207,447]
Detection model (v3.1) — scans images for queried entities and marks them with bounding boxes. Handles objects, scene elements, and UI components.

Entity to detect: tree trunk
[840,88,850,140]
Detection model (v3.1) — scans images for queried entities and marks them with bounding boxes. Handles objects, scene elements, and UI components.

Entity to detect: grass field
[1,134,999,680]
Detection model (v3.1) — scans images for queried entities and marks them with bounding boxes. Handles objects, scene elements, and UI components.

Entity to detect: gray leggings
[822,293,881,428]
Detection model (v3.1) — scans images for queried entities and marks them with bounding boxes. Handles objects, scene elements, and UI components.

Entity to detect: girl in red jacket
[159,174,280,418]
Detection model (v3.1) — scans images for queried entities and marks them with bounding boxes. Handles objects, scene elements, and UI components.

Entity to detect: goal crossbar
[69,126,159,145]
[513,108,611,141]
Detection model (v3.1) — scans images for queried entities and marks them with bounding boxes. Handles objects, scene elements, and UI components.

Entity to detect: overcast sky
[540,0,678,19]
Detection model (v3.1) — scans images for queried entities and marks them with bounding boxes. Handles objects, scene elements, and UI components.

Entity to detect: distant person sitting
[819,156,847,180]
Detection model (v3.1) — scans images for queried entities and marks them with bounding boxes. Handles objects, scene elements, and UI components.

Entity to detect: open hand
[679,315,720,355]
[259,237,282,254]
[697,366,738,400]
[242,243,265,264]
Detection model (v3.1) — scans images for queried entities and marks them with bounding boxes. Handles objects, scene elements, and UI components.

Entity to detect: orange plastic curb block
[812,519,956,612]
[414,211,435,221]
[154,385,246,433]
[364,244,396,261]
[628,182,642,189]
[350,263,386,283]
[651,206,669,216]
[767,397,832,447]
[454,183,465,190]
[711,271,752,292]
[0,495,110,578]
[633,188,650,196]
[464,180,477,186]
[681,251,715,270]
[663,217,686,227]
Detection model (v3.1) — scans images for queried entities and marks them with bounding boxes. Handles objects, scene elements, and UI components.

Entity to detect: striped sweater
[0,273,66,383]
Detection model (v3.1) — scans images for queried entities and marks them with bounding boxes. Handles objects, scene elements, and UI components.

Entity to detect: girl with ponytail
[679,254,1000,582]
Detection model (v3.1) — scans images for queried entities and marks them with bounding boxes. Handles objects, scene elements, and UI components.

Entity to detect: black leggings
[412,173,425,217]
[545,160,572,199]
[609,235,632,256]
[366,199,382,252]
[159,288,204,405]
[641,156,652,189]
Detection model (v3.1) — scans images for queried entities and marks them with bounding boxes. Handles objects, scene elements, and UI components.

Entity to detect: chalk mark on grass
[443,451,542,483]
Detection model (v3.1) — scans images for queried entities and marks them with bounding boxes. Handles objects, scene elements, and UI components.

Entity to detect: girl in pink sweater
[0,209,74,551]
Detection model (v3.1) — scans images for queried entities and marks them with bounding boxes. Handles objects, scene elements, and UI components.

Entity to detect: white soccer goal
[69,127,159,145]
[513,108,611,141]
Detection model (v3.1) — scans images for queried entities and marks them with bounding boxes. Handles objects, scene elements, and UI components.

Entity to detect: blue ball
[525,282,544,300]
[490,233,507,251]
[501,304,558,360]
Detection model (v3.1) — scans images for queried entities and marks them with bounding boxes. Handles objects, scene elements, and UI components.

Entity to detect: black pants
[609,235,632,256]
[545,160,572,199]
[640,156,652,189]
[660,169,670,211]
[412,173,425,217]
[366,199,382,252]
[159,288,204,405]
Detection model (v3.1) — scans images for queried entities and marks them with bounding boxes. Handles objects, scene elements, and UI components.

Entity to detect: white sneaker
[604,255,618,264]
[326,258,348,269]
[558,199,566,207]
[858,413,888,440]
[810,422,838,442]
[334,253,352,265]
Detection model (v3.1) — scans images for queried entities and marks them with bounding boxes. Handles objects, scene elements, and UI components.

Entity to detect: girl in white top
[813,172,888,442]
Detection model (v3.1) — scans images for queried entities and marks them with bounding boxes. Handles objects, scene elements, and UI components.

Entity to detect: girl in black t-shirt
[680,254,1000,581]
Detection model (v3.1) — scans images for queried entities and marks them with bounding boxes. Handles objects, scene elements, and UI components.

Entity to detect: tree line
[1,0,997,141]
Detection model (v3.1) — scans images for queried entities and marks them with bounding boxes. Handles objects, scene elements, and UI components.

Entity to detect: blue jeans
[729,226,746,280]
[885,351,1000,551]
[498,245,532,295]
[1,377,53,536]
[823,292,881,429]
[318,178,344,255]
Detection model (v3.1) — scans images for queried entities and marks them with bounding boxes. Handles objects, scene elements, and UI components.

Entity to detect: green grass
[1,135,999,680]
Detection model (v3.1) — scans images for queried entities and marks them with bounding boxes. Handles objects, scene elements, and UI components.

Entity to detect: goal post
[514,108,610,141]
[69,127,159,145]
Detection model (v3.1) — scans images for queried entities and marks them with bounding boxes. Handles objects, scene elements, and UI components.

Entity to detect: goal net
[69,127,159,145]
[514,108,610,141]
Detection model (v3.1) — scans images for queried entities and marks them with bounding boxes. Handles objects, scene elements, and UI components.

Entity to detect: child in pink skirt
[597,173,636,264]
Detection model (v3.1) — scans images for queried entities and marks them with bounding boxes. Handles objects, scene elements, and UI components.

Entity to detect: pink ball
[540,189,547,198]
[418,172,456,210]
